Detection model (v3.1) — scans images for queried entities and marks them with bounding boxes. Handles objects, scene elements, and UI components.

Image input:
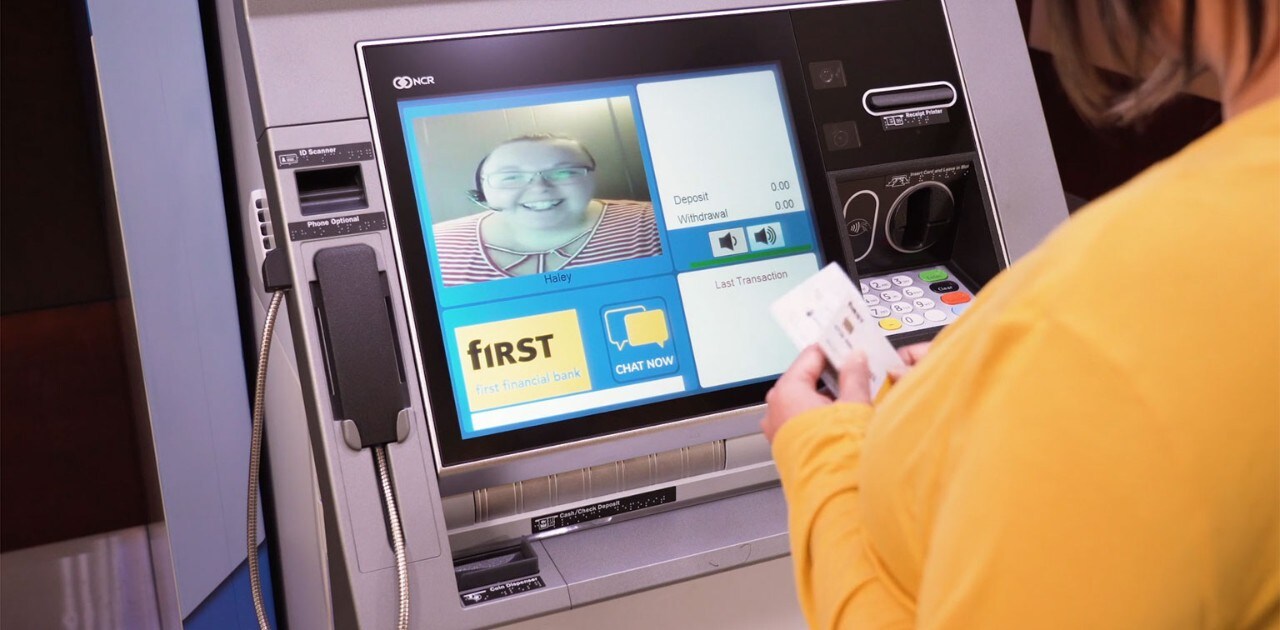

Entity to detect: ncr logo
[393,75,435,90]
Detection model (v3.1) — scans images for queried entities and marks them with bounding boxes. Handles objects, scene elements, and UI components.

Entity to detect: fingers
[897,342,932,367]
[836,350,872,404]
[763,346,836,442]
[777,345,828,390]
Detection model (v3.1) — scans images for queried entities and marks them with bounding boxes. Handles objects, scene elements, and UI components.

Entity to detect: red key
[940,292,971,305]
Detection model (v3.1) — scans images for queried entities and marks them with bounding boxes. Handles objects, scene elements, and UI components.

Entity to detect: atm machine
[214,0,1066,627]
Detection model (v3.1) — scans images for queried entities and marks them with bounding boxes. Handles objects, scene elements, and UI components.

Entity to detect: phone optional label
[288,212,387,241]
[530,487,676,533]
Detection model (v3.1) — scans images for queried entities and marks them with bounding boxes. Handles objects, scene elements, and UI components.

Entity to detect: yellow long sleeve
[773,403,912,629]
[773,98,1279,628]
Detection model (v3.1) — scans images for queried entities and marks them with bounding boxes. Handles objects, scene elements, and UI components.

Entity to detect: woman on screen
[434,134,662,286]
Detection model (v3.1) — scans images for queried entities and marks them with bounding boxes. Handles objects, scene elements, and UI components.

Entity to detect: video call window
[398,65,824,440]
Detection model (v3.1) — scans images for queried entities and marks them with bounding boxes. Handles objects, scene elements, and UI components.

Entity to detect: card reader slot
[312,244,408,447]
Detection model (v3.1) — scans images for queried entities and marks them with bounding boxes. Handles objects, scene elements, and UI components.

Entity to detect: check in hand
[762,345,872,443]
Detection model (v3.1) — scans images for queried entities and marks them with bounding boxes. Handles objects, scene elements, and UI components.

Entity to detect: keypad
[858,265,974,334]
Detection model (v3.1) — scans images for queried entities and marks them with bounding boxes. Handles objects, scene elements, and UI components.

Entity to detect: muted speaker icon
[708,228,748,258]
[753,226,778,245]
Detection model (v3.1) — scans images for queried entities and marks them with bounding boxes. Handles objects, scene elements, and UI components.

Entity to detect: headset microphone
[467,189,501,211]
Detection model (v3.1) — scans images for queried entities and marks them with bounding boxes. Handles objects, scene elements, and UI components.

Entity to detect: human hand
[889,342,932,381]
[762,345,872,443]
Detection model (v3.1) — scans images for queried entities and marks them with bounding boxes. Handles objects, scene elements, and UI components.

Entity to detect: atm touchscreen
[359,14,852,468]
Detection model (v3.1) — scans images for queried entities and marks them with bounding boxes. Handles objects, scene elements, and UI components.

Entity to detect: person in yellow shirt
[763,1,1279,628]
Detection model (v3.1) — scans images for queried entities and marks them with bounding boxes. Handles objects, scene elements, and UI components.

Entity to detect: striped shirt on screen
[433,200,662,287]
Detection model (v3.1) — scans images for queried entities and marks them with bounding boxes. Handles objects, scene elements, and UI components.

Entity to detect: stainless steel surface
[504,557,805,629]
[88,0,260,617]
[0,528,163,630]
[0,527,804,629]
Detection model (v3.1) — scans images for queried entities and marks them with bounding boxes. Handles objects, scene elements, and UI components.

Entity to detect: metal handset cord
[247,289,411,630]
[376,444,411,630]
[248,290,284,630]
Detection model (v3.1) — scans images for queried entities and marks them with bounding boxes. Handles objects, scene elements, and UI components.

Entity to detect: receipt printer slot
[864,83,957,115]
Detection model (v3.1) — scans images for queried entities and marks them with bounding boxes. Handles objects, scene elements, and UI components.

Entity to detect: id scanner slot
[296,164,367,216]
[312,244,409,448]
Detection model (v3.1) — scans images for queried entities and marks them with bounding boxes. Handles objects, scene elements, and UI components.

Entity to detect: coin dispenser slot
[454,540,541,593]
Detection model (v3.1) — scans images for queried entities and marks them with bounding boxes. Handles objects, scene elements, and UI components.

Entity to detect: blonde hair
[1046,0,1268,126]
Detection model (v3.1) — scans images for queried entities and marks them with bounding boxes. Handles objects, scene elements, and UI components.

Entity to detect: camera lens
[808,60,846,90]
[823,121,860,152]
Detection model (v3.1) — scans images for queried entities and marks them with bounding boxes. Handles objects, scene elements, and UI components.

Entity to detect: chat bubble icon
[603,306,645,351]
[624,309,669,349]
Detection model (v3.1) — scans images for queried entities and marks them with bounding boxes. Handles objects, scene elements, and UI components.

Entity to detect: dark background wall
[1,1,149,551]
[0,0,1223,553]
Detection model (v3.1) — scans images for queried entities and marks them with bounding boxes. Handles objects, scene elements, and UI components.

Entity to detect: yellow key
[878,317,903,331]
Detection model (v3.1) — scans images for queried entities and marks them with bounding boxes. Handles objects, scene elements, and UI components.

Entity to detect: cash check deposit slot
[234,0,1064,627]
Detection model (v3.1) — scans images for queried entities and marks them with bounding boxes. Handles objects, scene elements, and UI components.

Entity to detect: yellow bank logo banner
[454,310,593,412]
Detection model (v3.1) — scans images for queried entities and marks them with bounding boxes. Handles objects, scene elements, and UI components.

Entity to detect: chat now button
[602,299,680,384]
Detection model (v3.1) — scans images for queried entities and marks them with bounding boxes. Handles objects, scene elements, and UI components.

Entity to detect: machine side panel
[85,0,257,618]
[212,0,337,626]
[943,0,1068,259]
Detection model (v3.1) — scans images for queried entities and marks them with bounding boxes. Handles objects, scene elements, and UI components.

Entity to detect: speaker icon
[745,222,785,252]
[753,226,777,245]
[707,228,748,258]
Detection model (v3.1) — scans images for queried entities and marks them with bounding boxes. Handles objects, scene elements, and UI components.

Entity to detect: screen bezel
[359,9,851,470]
